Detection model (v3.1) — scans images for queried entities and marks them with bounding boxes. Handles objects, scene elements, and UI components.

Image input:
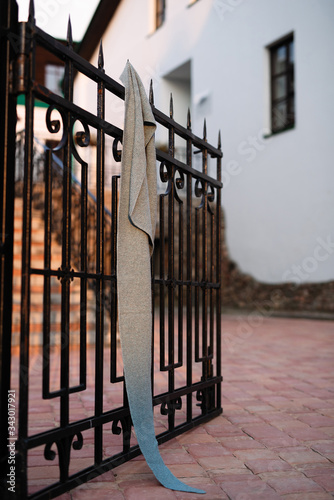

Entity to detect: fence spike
[149,79,154,105]
[170,93,173,118]
[187,108,191,129]
[28,0,35,23]
[218,130,221,149]
[98,40,104,69]
[203,118,207,140]
[67,16,73,47]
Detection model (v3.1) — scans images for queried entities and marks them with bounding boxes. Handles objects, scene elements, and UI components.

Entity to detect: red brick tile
[296,398,334,410]
[208,471,254,482]
[28,465,60,480]
[219,436,265,450]
[115,460,152,475]
[226,413,263,425]
[281,494,332,500]
[116,476,161,490]
[302,464,334,478]
[312,473,334,492]
[266,475,325,495]
[297,414,334,428]
[241,423,288,439]
[284,427,331,441]
[174,478,228,499]
[233,449,277,461]
[221,477,280,499]
[320,427,334,437]
[197,455,246,470]
[261,411,296,422]
[185,443,231,458]
[160,449,196,465]
[244,458,292,474]
[258,471,305,481]
[168,463,208,478]
[309,440,334,456]
[272,420,310,431]
[204,423,245,438]
[72,488,125,500]
[123,485,177,500]
[244,404,276,413]
[258,436,300,448]
[175,429,216,445]
[278,447,330,465]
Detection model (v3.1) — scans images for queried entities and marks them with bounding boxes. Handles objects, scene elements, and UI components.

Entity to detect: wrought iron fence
[0,0,223,498]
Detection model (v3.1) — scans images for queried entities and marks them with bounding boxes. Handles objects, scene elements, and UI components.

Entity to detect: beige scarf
[117,61,204,494]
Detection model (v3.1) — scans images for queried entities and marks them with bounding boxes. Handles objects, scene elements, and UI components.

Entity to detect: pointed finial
[28,0,35,23]
[169,93,173,118]
[149,79,154,105]
[218,130,221,149]
[67,17,73,47]
[203,118,207,140]
[98,40,104,69]
[187,108,191,129]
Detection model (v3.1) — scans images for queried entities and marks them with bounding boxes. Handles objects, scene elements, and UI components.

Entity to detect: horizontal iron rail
[25,376,222,449]
[153,107,222,158]
[154,278,220,288]
[29,267,116,281]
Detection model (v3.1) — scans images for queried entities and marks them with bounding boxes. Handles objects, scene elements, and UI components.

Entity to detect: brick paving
[13,315,334,499]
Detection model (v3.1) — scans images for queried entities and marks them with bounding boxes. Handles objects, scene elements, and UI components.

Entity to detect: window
[155,0,165,30]
[270,35,294,133]
[45,64,64,97]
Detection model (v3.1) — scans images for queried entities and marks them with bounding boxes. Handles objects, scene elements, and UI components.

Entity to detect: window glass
[289,40,294,63]
[273,75,287,100]
[270,35,294,133]
[272,100,288,130]
[273,45,286,74]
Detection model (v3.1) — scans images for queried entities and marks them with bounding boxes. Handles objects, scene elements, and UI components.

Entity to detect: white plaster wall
[74,0,334,284]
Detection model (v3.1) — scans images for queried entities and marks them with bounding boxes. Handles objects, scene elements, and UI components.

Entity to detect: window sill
[263,124,295,139]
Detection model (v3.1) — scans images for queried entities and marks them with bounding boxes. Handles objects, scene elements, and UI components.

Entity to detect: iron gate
[0,0,223,498]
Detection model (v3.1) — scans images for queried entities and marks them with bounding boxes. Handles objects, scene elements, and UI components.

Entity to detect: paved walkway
[24,315,334,499]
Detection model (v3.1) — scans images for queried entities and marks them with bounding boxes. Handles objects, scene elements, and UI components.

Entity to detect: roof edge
[77,0,121,61]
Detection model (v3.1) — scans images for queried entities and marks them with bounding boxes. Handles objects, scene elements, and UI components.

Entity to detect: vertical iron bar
[79,156,87,388]
[177,189,183,367]
[185,109,192,423]
[167,95,175,430]
[42,149,52,398]
[209,203,214,357]
[194,196,200,363]
[95,41,105,464]
[216,132,222,409]
[202,122,208,394]
[59,23,73,482]
[0,1,18,497]
[18,17,34,498]
[110,175,119,382]
[159,192,165,371]
[149,80,156,392]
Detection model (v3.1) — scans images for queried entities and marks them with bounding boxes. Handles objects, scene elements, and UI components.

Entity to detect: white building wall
[74,0,334,284]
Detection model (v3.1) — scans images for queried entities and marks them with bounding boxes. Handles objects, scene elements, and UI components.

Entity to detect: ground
[24,315,334,499]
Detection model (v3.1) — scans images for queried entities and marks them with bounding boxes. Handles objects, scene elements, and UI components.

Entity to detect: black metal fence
[0,0,223,498]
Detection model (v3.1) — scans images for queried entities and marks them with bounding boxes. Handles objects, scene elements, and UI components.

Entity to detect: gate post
[0,0,18,498]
